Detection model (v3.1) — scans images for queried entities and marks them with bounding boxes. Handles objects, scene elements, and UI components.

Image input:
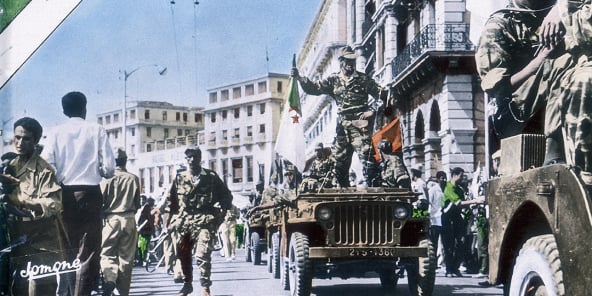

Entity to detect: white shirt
[41,117,115,186]
[427,180,443,227]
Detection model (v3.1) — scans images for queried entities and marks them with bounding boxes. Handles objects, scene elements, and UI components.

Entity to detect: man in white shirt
[427,171,447,265]
[42,91,115,295]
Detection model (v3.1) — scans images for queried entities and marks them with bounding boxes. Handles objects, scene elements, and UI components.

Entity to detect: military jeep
[244,211,267,265]
[279,187,436,296]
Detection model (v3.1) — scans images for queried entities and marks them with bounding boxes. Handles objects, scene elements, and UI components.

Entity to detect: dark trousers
[441,211,466,274]
[61,185,102,296]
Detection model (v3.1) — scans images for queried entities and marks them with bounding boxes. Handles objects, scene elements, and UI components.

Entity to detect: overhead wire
[168,0,183,98]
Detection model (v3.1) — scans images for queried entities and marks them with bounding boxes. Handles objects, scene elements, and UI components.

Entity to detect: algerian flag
[275,54,306,173]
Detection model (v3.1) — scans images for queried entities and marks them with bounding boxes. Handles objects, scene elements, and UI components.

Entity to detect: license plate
[348,248,396,257]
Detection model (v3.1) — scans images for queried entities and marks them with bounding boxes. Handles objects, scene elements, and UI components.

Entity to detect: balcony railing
[391,24,473,78]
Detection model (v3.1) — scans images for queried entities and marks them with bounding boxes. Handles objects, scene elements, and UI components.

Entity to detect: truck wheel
[251,232,262,265]
[407,238,436,296]
[245,230,252,262]
[288,232,312,296]
[271,232,281,279]
[281,256,290,290]
[509,234,565,296]
[378,268,398,291]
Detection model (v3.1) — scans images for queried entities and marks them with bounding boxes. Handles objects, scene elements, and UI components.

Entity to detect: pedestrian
[100,148,141,296]
[218,205,239,261]
[168,145,233,296]
[41,91,115,295]
[137,197,156,266]
[475,0,571,165]
[427,171,446,267]
[377,139,410,188]
[410,167,427,198]
[292,45,387,187]
[3,117,67,295]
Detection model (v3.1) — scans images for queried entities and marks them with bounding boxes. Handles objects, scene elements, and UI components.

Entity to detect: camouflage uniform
[300,156,335,193]
[298,68,382,187]
[169,168,233,289]
[557,0,592,171]
[380,153,410,188]
[475,4,573,139]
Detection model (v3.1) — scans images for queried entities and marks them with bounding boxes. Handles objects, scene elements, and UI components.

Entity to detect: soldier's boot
[102,282,115,296]
[201,286,211,296]
[176,282,193,296]
[543,132,565,166]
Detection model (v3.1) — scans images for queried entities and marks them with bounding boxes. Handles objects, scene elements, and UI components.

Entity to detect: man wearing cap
[168,145,232,296]
[300,143,335,193]
[292,45,385,188]
[99,148,141,296]
[377,139,410,188]
[41,91,115,295]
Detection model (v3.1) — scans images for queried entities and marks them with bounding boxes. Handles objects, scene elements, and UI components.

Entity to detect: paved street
[127,248,504,296]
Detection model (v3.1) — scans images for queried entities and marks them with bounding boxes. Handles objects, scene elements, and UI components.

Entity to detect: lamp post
[121,64,167,153]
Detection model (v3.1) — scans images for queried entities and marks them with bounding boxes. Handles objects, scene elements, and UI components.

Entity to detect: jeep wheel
[288,232,312,296]
[281,256,290,290]
[271,232,281,279]
[250,232,262,265]
[378,268,398,291]
[509,234,565,296]
[245,229,252,262]
[407,238,436,296]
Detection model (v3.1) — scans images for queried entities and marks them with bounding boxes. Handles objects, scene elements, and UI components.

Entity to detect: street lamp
[121,64,167,152]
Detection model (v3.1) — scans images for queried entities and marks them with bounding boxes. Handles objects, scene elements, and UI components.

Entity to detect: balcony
[243,136,253,145]
[231,137,241,146]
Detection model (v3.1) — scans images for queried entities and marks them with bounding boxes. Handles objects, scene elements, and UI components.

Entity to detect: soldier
[100,148,141,296]
[475,0,571,165]
[292,45,386,188]
[300,143,335,193]
[377,139,410,189]
[168,145,233,296]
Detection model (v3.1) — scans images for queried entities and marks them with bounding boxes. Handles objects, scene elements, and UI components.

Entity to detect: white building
[97,100,204,198]
[198,73,290,207]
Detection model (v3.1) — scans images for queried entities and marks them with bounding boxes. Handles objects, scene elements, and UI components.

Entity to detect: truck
[277,186,436,296]
[485,133,592,295]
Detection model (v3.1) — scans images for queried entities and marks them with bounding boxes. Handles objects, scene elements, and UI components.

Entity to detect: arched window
[415,111,425,144]
[429,101,441,134]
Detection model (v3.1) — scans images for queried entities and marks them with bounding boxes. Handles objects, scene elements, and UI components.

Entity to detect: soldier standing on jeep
[292,45,387,188]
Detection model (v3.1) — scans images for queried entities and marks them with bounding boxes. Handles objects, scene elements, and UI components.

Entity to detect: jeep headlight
[317,206,333,221]
[393,205,410,220]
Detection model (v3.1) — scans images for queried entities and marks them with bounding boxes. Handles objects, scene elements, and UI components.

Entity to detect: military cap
[339,45,358,60]
[315,143,324,150]
[115,148,127,160]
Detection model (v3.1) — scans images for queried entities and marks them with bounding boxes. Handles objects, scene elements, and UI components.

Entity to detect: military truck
[485,134,592,295]
[278,187,436,296]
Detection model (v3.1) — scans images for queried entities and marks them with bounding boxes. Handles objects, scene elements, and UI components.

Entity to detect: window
[210,113,216,123]
[233,87,241,99]
[259,103,266,114]
[98,117,103,125]
[247,126,253,137]
[222,159,228,182]
[146,127,152,137]
[149,167,154,192]
[164,128,169,138]
[176,112,181,121]
[130,110,136,119]
[209,160,217,172]
[114,113,119,123]
[234,128,240,139]
[106,115,111,124]
[221,89,229,101]
[246,156,253,182]
[222,110,227,120]
[209,132,216,142]
[162,111,167,121]
[131,144,135,156]
[234,108,240,119]
[247,105,253,116]
[277,81,283,93]
[145,110,150,119]
[222,130,228,140]
[209,92,217,103]
[258,81,267,93]
[185,129,190,136]
[146,143,152,152]
[245,84,254,96]
[183,112,188,122]
[131,128,135,137]
[113,130,118,139]
[232,158,243,183]
[259,124,265,134]
[139,169,145,192]
[177,129,183,136]
[194,113,202,123]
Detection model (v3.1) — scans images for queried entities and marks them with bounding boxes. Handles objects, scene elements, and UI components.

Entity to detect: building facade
[297,0,490,180]
[97,100,204,198]
[198,73,290,207]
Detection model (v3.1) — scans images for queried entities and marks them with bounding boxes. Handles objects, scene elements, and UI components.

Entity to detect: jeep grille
[333,203,396,246]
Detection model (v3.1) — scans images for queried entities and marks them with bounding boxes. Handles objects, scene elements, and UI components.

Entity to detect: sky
[0,0,321,133]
